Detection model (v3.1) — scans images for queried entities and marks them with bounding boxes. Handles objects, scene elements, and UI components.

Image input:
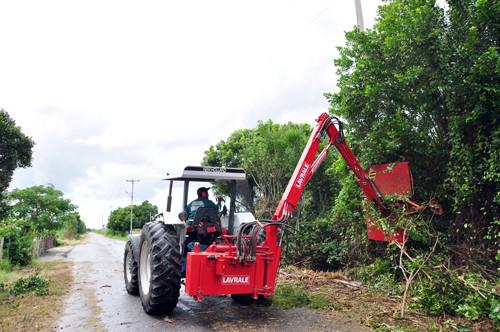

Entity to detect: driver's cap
[197,187,210,197]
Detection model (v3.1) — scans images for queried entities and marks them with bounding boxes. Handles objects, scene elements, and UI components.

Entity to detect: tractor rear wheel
[124,241,139,295]
[138,221,182,314]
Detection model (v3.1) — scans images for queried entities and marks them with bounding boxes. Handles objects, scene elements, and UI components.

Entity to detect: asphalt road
[44,233,371,331]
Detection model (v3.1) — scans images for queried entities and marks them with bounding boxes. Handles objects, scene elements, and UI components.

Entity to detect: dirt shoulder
[0,260,74,332]
[277,266,497,331]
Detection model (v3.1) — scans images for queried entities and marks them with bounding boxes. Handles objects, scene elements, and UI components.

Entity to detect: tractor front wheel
[124,241,139,295]
[138,221,182,314]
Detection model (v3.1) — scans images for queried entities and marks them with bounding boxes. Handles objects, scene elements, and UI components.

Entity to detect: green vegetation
[326,0,499,272]
[1,109,86,268]
[59,212,87,240]
[203,120,338,219]
[203,0,499,327]
[1,0,498,328]
[93,228,135,241]
[1,184,84,266]
[1,273,50,297]
[0,260,73,331]
[106,200,158,232]
[0,109,35,222]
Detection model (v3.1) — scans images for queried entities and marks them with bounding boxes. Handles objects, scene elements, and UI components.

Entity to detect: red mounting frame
[185,225,282,301]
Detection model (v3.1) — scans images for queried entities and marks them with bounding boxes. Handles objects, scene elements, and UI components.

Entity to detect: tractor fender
[127,234,141,262]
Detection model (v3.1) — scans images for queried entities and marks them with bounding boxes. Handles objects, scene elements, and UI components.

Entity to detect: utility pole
[107,205,114,229]
[354,0,365,32]
[126,179,140,234]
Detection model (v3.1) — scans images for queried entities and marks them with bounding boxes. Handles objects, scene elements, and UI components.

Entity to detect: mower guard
[365,162,413,243]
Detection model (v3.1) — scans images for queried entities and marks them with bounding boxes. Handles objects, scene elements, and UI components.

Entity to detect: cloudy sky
[2,0,383,229]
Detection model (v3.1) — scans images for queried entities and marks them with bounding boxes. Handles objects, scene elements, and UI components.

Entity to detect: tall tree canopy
[325,0,500,268]
[203,120,338,219]
[0,109,35,219]
[203,120,335,218]
[7,184,77,235]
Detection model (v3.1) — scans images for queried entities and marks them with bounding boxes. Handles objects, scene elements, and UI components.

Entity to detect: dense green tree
[443,0,500,267]
[60,212,86,239]
[1,184,76,266]
[0,216,33,266]
[203,120,338,219]
[326,0,499,269]
[107,208,130,232]
[107,200,158,232]
[202,128,257,212]
[0,109,35,220]
[7,184,77,236]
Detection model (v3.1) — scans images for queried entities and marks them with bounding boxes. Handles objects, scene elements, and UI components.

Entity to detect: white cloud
[2,0,383,229]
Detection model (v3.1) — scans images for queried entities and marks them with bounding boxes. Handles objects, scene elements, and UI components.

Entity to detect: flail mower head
[365,162,443,244]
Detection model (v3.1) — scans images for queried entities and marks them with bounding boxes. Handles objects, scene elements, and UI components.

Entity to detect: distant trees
[107,200,158,232]
[60,212,87,239]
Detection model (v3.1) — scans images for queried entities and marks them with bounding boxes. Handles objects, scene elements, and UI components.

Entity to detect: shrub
[411,268,500,324]
[7,274,49,296]
[271,282,310,309]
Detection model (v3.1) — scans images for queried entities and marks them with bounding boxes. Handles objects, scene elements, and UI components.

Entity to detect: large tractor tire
[124,241,139,295]
[138,221,182,314]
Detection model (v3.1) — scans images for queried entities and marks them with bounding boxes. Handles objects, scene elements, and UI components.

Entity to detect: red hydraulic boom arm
[273,112,391,223]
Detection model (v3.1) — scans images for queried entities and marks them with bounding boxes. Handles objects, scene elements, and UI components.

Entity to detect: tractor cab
[160,166,256,235]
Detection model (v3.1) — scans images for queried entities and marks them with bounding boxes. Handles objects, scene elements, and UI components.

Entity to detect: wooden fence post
[0,237,4,261]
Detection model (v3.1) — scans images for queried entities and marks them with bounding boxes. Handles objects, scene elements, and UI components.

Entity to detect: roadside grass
[0,259,73,331]
[93,228,138,242]
[56,232,91,247]
[265,266,498,331]
[56,232,89,246]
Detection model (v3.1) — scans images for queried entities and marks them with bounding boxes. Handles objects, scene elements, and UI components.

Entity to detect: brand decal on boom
[221,275,250,285]
[295,162,310,189]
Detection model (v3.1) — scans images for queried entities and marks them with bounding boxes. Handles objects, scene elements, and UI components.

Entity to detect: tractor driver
[186,187,218,221]
[181,187,218,277]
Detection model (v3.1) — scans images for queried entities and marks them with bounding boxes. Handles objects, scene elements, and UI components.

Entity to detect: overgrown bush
[286,217,348,271]
[411,267,500,324]
[59,212,86,240]
[352,256,402,294]
[0,222,33,267]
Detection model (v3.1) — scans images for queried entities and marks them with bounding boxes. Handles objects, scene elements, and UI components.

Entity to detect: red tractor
[124,112,442,314]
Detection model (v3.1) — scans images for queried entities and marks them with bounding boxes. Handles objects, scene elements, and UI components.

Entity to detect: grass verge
[93,229,138,242]
[0,259,73,331]
[265,266,498,331]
